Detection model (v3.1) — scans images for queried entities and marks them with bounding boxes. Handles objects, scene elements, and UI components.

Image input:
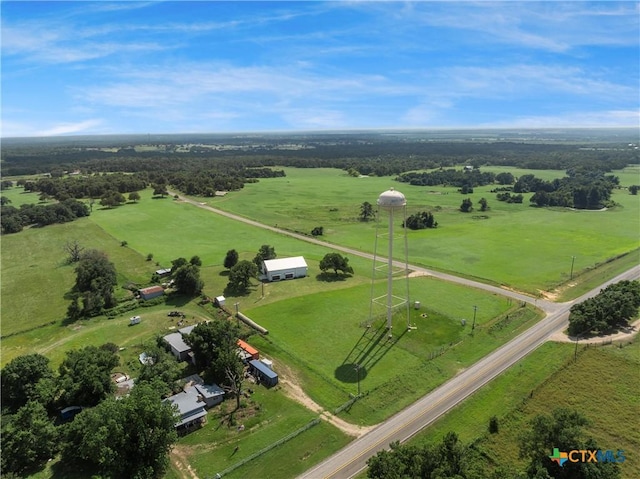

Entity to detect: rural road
[171,193,639,478]
[172,193,557,312]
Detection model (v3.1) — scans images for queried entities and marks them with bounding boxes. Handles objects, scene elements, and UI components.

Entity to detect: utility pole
[570,256,576,280]
[471,305,478,331]
[354,363,361,397]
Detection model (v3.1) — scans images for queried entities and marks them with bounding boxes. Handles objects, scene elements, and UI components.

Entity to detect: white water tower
[369,188,411,331]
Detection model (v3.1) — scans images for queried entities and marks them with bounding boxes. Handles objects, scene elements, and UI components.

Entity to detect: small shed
[139,285,164,300]
[215,295,226,307]
[262,256,308,282]
[237,339,259,361]
[249,359,278,387]
[155,268,172,277]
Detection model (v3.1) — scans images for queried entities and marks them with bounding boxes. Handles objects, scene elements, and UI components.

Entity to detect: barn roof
[263,256,307,272]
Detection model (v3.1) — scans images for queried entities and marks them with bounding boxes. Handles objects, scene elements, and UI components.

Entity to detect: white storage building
[262,256,308,282]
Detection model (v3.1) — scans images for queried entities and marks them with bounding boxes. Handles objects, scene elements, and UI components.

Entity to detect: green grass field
[245,277,541,425]
[407,338,640,479]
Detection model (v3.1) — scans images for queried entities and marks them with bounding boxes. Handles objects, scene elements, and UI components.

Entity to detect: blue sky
[2,1,639,137]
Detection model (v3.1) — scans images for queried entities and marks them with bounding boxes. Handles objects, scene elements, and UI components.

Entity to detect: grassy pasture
[477,339,640,478]
[0,217,157,338]
[202,166,640,295]
[388,338,639,478]
[245,277,541,425]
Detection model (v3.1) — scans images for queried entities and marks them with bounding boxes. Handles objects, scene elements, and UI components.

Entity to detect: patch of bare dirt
[408,271,429,278]
[276,362,376,438]
[170,445,200,479]
[547,319,640,344]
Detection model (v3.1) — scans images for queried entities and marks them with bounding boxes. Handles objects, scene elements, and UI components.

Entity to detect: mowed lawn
[244,277,538,424]
[203,167,640,294]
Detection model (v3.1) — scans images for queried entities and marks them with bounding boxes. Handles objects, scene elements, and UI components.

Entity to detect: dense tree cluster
[60,383,177,479]
[1,198,90,234]
[21,173,147,201]
[519,408,621,479]
[3,133,636,180]
[4,330,213,479]
[495,192,524,203]
[367,408,621,479]
[396,168,497,188]
[367,432,483,479]
[515,169,618,209]
[403,211,437,229]
[1,347,178,478]
[69,249,118,318]
[567,280,640,336]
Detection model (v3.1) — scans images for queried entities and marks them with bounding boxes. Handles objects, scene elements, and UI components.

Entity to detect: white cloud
[481,109,640,129]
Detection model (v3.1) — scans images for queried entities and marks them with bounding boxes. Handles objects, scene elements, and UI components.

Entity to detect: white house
[262,256,308,282]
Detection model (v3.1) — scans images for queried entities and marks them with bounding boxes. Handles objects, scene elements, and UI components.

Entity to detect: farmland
[1,134,639,479]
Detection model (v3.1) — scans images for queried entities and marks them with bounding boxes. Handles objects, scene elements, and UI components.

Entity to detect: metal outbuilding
[262,256,308,282]
[249,359,278,387]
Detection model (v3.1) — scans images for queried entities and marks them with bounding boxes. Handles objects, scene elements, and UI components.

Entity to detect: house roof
[263,256,307,272]
[140,285,164,294]
[179,325,196,335]
[163,332,191,353]
[165,389,206,427]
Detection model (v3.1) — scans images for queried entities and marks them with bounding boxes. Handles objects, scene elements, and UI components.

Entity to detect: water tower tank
[377,188,406,210]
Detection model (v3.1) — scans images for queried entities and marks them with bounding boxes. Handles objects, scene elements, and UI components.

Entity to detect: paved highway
[170,193,639,478]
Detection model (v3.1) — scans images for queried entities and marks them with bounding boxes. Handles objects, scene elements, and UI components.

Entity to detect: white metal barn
[262,256,308,282]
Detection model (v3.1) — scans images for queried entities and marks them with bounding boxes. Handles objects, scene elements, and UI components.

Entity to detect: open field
[197,166,639,295]
[246,277,541,425]
[0,217,157,338]
[357,338,639,479]
[1,162,637,479]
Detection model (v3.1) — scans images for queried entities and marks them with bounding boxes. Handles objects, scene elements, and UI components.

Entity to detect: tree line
[2,135,636,178]
[567,280,640,336]
[1,198,90,234]
[367,408,621,479]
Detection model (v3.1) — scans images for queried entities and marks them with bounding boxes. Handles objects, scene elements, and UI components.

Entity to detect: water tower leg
[387,208,394,330]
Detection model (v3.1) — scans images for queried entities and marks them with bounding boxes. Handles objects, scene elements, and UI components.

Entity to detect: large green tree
[253,244,276,268]
[228,260,258,292]
[319,253,354,276]
[360,201,375,221]
[1,353,54,412]
[519,408,621,479]
[1,401,59,475]
[184,319,241,372]
[73,249,117,316]
[57,344,119,407]
[224,249,239,269]
[367,432,483,479]
[173,263,204,296]
[61,383,178,479]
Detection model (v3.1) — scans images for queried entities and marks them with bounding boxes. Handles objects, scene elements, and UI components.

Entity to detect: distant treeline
[2,137,637,177]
